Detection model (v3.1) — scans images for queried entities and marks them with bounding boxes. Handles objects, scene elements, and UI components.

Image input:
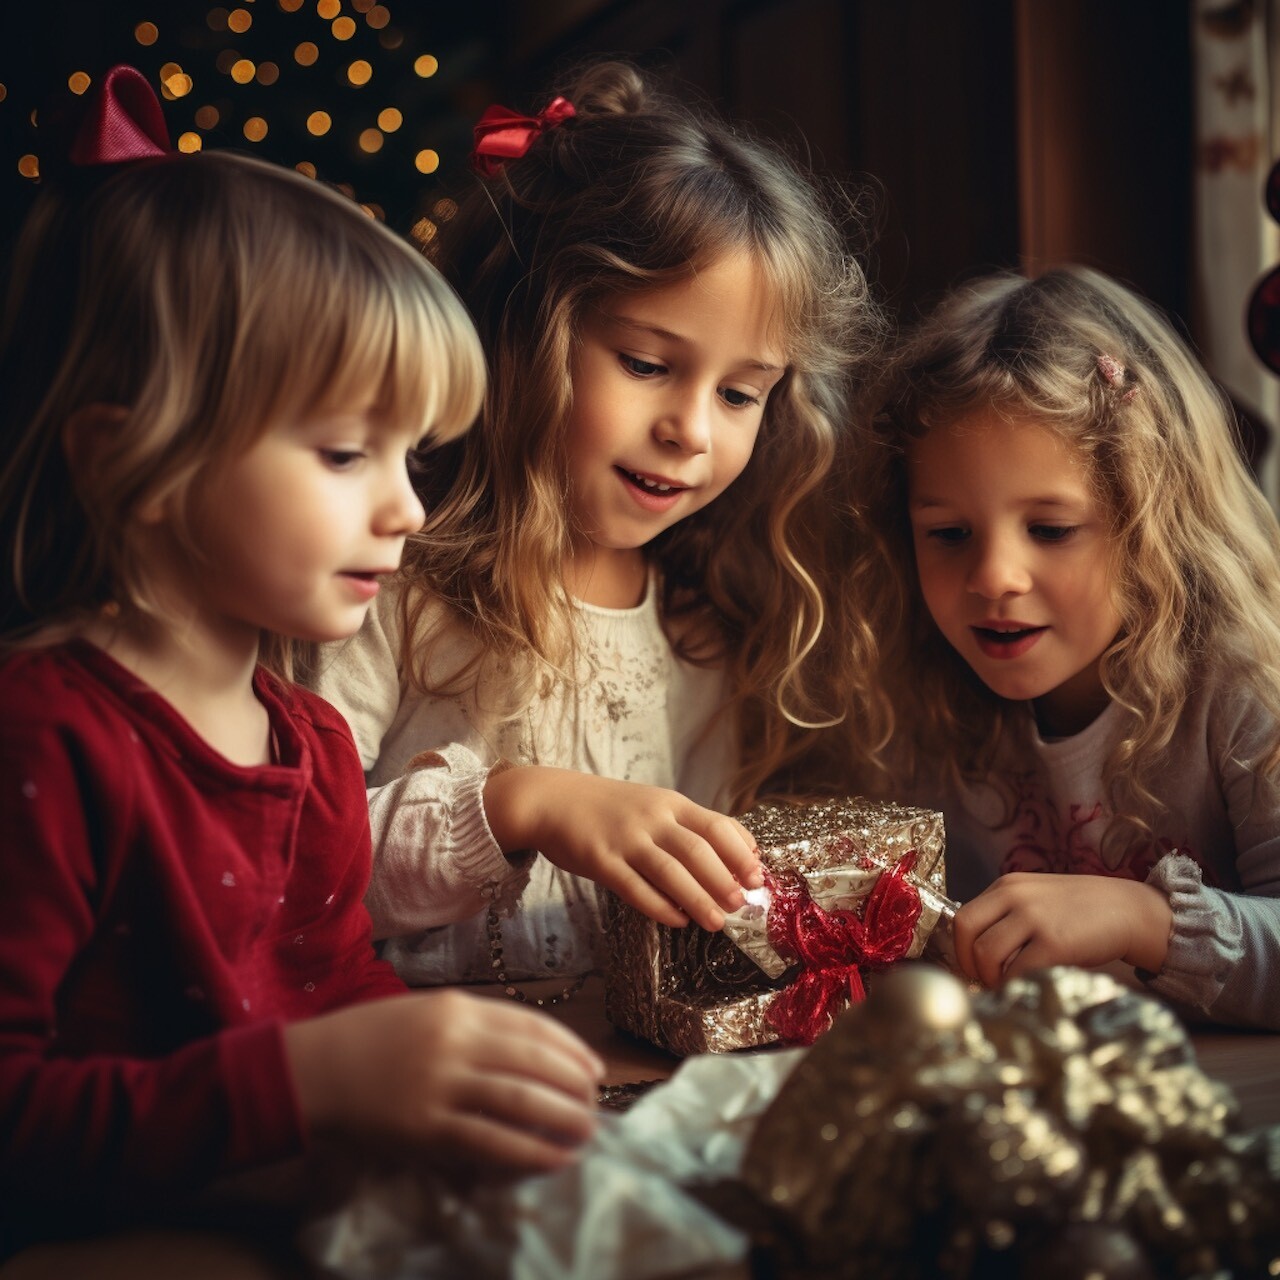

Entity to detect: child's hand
[953,872,1173,987]
[284,990,604,1177]
[483,766,763,930]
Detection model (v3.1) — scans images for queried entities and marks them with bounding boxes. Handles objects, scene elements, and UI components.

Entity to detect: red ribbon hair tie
[471,96,576,176]
[764,853,924,1046]
[68,64,172,166]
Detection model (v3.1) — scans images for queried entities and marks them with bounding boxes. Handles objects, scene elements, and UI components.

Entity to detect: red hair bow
[471,96,575,176]
[68,64,171,167]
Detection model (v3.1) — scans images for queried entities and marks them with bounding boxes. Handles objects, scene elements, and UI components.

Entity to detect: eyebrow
[910,495,1083,511]
[607,315,784,373]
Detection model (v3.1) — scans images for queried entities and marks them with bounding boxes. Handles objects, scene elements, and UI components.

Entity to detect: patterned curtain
[1192,0,1280,504]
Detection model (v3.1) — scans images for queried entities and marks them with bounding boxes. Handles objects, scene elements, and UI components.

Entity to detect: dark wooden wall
[489,0,1193,326]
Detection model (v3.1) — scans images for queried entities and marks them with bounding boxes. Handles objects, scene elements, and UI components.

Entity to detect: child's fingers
[604,864,692,928]
[688,811,763,887]
[967,912,1032,988]
[476,1000,607,1085]
[452,1070,600,1148]
[432,1109,595,1177]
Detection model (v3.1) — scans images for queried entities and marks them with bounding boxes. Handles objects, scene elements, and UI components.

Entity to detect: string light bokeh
[1,0,502,250]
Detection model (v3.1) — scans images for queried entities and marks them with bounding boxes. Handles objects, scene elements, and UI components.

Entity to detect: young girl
[846,264,1280,1030]
[312,59,877,989]
[0,67,603,1269]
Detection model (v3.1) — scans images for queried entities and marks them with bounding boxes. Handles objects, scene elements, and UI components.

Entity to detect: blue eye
[620,354,664,377]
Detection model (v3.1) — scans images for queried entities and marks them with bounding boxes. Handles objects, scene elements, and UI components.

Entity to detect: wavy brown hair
[0,149,484,674]
[400,58,881,807]
[844,265,1280,860]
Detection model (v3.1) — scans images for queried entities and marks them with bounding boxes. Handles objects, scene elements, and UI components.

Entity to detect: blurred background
[3,1,1278,495]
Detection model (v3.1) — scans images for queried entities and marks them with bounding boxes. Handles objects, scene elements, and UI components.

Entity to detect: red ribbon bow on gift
[471,96,576,176]
[764,852,924,1046]
[68,64,172,167]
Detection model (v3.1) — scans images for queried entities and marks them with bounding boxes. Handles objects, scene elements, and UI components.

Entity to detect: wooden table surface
[479,974,1280,1129]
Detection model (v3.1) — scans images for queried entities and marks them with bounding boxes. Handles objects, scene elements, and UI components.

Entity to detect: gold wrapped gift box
[603,796,955,1056]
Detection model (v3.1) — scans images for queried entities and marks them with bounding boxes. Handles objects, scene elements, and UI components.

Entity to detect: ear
[60,403,163,525]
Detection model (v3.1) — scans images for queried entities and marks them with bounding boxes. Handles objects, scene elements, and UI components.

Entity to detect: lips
[971,622,1047,660]
[615,466,689,512]
[617,466,687,494]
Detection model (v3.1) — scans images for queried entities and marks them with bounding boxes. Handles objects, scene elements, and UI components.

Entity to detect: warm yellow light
[377,107,402,131]
[194,104,220,128]
[410,217,436,243]
[178,131,203,152]
[159,62,182,80]
[68,72,92,95]
[332,15,356,39]
[134,22,159,45]
[364,202,384,219]
[244,116,268,142]
[307,111,332,136]
[366,5,389,28]
[347,59,372,86]
[164,73,193,99]
[413,54,437,78]
[257,61,280,84]
[432,197,457,220]
[358,127,383,153]
[296,160,317,177]
[317,0,340,16]
[18,154,39,179]
[231,59,256,84]
[294,41,318,66]
[207,7,229,30]
[414,149,439,174]
[228,7,252,32]
[351,0,372,11]
[279,0,304,10]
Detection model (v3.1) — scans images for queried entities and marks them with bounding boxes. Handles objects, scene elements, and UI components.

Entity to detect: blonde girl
[847,263,1280,1029]
[314,59,876,989]
[0,67,602,1271]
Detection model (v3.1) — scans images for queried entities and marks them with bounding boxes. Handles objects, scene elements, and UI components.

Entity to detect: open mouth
[617,466,686,495]
[974,625,1045,646]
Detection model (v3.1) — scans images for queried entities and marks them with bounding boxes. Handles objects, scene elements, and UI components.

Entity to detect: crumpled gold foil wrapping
[731,965,1280,1279]
[603,796,952,1056]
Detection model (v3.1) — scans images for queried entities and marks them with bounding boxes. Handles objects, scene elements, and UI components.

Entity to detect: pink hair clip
[1097,353,1138,404]
[471,95,576,177]
[67,65,172,166]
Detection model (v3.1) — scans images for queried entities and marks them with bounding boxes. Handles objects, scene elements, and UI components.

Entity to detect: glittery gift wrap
[603,796,953,1056]
[729,966,1280,1280]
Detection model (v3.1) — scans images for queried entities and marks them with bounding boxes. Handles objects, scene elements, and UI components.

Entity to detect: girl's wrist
[1122,879,1174,974]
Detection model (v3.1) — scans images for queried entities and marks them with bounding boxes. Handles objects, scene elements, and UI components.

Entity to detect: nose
[375,460,426,538]
[653,384,711,455]
[966,532,1032,600]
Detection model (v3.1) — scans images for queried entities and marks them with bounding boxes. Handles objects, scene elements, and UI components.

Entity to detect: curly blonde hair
[844,264,1280,860]
[0,149,484,672]
[401,58,881,807]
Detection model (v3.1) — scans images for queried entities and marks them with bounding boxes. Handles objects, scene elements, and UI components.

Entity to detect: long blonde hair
[846,264,1280,858]
[0,149,484,671]
[401,59,880,807]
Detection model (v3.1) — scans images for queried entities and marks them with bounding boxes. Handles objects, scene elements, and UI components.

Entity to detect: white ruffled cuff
[1140,852,1244,1013]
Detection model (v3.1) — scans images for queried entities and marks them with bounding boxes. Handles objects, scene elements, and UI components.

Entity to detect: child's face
[907,407,1122,736]
[562,251,785,600]
[185,402,426,644]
